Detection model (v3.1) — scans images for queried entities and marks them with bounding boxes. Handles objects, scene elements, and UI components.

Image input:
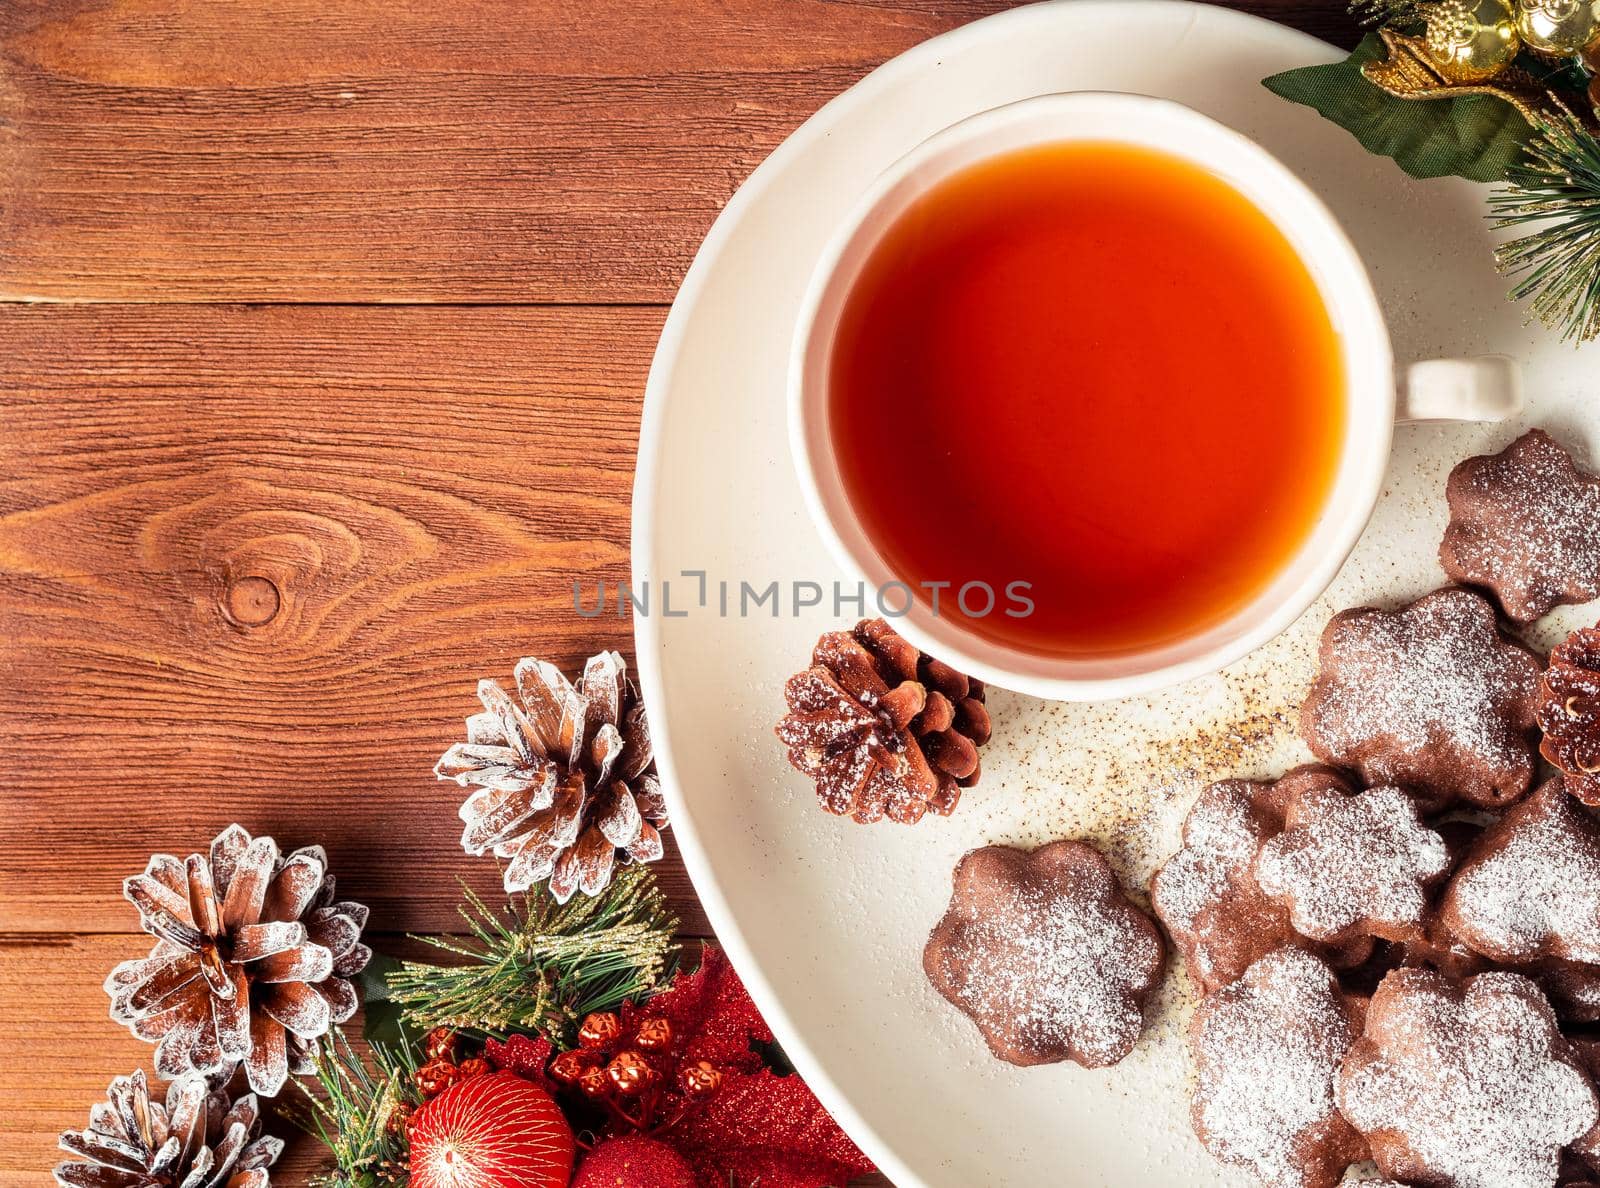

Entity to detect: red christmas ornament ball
[572,1135,696,1188]
[634,1016,673,1052]
[577,1011,622,1049]
[604,1050,654,1096]
[408,1071,575,1188]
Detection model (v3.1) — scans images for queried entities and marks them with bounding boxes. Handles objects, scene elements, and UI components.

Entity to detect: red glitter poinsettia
[617,947,876,1188]
[484,1032,558,1097]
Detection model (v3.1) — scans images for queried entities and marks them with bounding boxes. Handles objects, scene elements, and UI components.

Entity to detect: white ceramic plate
[631,3,1599,1184]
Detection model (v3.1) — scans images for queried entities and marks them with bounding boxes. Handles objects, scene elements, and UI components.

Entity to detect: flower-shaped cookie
[1255,784,1450,947]
[1441,430,1600,623]
[1152,776,1296,995]
[924,841,1165,1068]
[1151,767,1374,994]
[1338,968,1599,1188]
[1438,779,1600,966]
[1189,947,1368,1188]
[1300,587,1542,812]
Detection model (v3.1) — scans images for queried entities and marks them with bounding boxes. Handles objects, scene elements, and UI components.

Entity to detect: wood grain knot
[223,575,281,627]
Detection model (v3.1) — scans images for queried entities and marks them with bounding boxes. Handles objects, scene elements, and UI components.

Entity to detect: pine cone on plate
[776,618,991,824]
[106,825,371,1097]
[435,651,667,902]
[1538,625,1600,806]
[55,1068,282,1188]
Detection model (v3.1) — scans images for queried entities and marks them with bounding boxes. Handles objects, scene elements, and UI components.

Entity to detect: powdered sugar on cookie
[1255,784,1449,945]
[1441,429,1600,623]
[1441,779,1600,965]
[1301,587,1541,810]
[1338,969,1598,1188]
[1190,947,1365,1188]
[925,841,1165,1069]
[1152,771,1348,994]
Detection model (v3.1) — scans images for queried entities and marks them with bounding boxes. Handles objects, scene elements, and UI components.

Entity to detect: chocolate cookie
[1573,1038,1600,1177]
[1438,779,1600,967]
[1300,587,1542,812]
[924,841,1164,1068]
[1338,968,1599,1188]
[1394,919,1493,982]
[1532,961,1600,1027]
[1441,430,1600,623]
[1151,767,1369,995]
[1152,776,1299,995]
[1189,946,1367,1188]
[1255,783,1451,947]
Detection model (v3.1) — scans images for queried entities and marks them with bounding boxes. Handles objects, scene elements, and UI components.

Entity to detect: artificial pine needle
[1492,106,1600,345]
[387,864,679,1040]
[1348,0,1424,27]
[285,1029,420,1187]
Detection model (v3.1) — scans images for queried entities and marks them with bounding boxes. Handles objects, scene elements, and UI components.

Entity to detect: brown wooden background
[0,1,1358,1183]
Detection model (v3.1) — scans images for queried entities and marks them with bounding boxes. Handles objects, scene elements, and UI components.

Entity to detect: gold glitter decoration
[1515,0,1600,55]
[1365,27,1551,120]
[1422,0,1523,81]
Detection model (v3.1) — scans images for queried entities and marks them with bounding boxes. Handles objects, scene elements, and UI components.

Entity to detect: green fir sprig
[387,864,679,1042]
[1348,0,1424,28]
[284,1029,421,1188]
[1492,105,1600,344]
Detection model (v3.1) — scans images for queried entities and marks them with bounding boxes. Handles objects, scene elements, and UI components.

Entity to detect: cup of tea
[788,90,1520,702]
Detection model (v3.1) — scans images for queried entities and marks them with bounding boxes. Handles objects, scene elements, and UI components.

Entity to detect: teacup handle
[1397,355,1523,425]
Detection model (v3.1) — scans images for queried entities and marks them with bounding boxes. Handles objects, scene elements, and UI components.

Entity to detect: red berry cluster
[414,1027,492,1102]
[548,1010,723,1134]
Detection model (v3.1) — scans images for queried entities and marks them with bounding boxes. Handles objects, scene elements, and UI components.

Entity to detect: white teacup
[788,91,1521,702]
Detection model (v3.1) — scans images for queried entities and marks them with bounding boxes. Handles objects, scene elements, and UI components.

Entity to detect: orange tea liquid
[829,141,1345,657]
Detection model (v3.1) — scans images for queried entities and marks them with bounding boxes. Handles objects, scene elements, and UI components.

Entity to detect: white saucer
[632,2,1593,1184]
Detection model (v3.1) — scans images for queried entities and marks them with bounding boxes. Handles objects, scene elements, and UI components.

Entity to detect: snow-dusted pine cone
[1538,624,1600,807]
[107,825,370,1097]
[777,618,991,824]
[435,651,667,903]
[55,1068,281,1188]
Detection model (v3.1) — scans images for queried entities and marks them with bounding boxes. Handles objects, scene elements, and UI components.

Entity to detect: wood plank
[0,303,716,935]
[0,0,1359,303]
[0,934,888,1185]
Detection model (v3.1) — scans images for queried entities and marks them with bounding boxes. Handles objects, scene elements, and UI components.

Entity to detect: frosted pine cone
[777,619,991,824]
[55,1068,281,1187]
[1539,625,1600,807]
[435,651,667,903]
[107,825,371,1097]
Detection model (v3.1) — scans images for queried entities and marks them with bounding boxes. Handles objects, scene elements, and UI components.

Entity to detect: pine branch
[283,1029,420,1188]
[387,864,680,1041]
[1348,0,1424,27]
[1492,106,1600,345]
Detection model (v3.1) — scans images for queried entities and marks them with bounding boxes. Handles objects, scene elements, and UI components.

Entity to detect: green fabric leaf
[356,952,419,1048]
[1263,33,1533,183]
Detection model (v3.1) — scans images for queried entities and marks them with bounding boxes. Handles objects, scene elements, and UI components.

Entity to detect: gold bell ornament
[1423,0,1524,82]
[1515,0,1600,56]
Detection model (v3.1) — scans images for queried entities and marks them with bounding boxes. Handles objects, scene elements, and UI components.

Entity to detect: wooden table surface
[0,1,1359,1182]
